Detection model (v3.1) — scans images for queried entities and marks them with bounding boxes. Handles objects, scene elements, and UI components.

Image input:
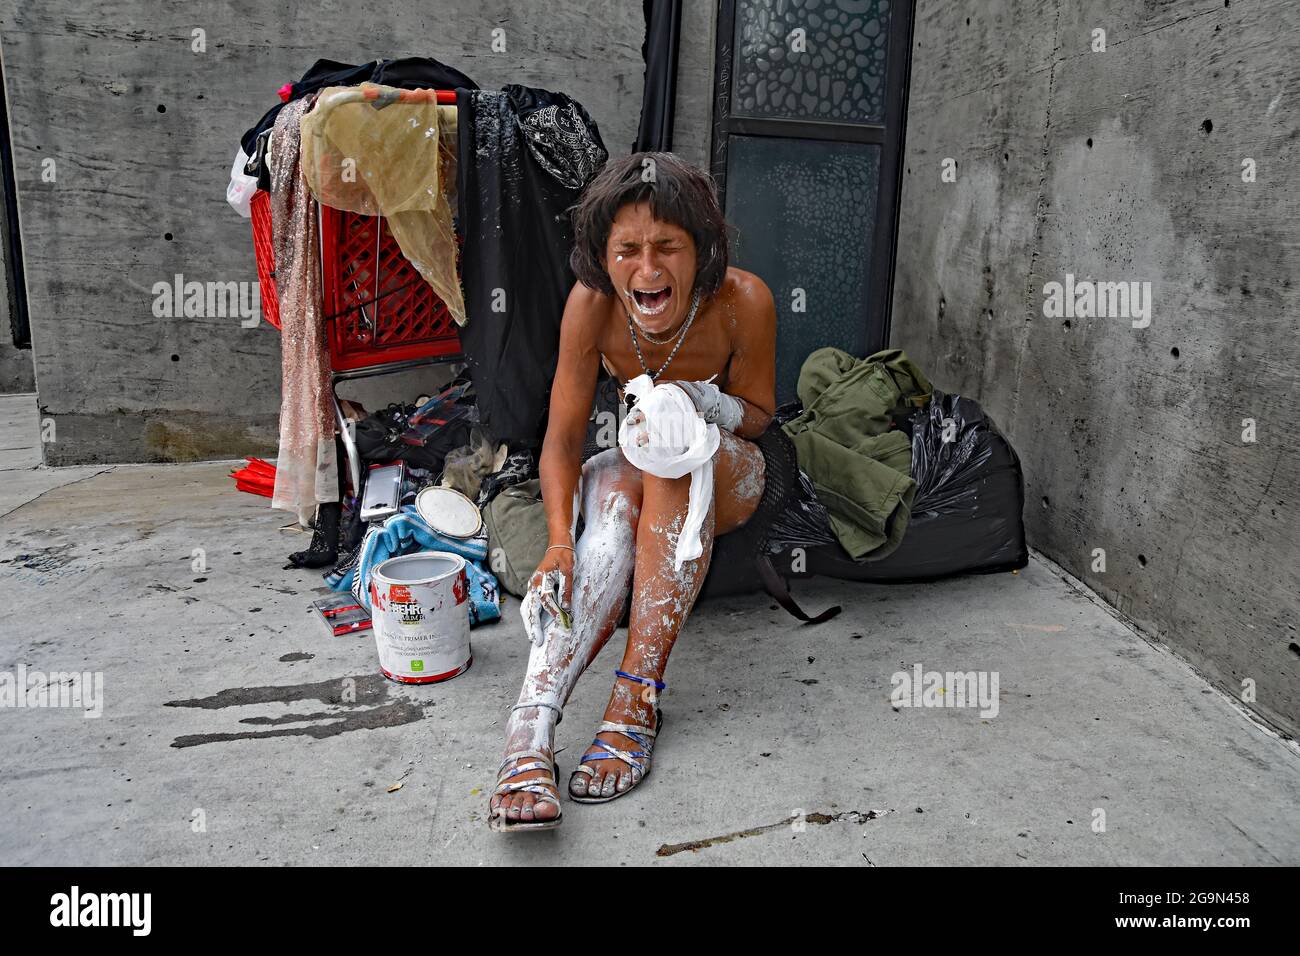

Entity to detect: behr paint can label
[370,552,472,684]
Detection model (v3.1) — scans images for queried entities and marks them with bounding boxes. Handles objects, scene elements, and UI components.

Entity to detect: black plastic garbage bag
[697,389,1026,621]
[768,388,1027,583]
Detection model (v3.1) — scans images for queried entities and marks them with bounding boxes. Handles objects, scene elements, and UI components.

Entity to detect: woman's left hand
[663,379,745,432]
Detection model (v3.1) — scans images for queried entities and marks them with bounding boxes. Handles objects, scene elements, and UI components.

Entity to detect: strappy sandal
[488,702,563,833]
[569,670,665,805]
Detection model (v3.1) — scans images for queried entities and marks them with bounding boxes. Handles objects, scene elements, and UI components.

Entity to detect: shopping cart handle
[314,84,457,122]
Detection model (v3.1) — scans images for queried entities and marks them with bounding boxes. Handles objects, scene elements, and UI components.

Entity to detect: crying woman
[488,152,777,832]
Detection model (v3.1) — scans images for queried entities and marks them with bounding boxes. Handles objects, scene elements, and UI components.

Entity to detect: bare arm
[539,283,604,547]
[719,274,777,439]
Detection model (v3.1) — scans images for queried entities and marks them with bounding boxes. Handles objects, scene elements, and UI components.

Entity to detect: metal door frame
[0,44,30,351]
[709,0,916,352]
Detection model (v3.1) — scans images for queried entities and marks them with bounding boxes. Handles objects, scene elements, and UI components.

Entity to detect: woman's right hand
[519,545,575,646]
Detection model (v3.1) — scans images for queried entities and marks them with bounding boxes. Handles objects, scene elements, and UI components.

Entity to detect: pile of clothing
[309,375,550,626]
[229,56,610,629]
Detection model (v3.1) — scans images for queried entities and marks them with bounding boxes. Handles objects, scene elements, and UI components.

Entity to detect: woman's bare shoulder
[720,267,776,311]
[561,282,617,345]
[716,268,776,342]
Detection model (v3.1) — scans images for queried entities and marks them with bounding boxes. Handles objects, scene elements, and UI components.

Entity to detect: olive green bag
[482,479,549,598]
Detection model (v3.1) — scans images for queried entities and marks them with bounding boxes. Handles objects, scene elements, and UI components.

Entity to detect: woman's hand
[519,545,575,646]
[663,379,746,432]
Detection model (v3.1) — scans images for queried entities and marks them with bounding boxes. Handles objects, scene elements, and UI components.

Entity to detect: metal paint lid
[414,486,483,538]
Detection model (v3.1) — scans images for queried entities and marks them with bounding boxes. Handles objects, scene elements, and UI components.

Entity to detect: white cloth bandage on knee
[619,374,720,571]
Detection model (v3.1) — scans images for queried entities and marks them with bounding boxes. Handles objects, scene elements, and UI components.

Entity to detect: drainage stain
[168,702,425,748]
[656,808,891,857]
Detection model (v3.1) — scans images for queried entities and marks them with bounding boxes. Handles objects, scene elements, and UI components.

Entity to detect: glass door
[711,0,915,403]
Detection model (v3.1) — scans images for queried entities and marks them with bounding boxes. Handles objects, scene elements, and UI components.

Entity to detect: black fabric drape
[633,0,683,152]
[456,85,608,446]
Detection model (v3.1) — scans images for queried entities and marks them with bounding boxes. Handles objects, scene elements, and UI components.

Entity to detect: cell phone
[360,461,404,522]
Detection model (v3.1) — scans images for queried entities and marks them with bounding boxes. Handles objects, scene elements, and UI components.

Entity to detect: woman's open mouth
[630,286,673,316]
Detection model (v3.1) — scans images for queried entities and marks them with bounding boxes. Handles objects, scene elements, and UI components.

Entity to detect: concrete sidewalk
[0,394,1296,865]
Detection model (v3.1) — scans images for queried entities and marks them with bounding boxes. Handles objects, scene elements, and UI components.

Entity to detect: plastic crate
[248,191,462,370]
[318,207,463,371]
[249,189,281,330]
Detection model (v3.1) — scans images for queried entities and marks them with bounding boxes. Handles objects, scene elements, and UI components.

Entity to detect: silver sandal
[488,749,563,832]
[488,701,563,832]
[569,670,664,805]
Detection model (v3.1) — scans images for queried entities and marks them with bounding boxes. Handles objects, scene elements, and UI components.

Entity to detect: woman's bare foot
[489,705,561,826]
[569,674,660,800]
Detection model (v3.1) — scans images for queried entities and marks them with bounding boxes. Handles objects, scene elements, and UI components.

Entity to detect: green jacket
[781,348,932,560]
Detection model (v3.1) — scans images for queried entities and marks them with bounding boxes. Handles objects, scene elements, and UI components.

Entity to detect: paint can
[369,552,472,684]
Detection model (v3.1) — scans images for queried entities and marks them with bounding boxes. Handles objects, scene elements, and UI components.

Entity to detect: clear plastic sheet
[300,84,466,325]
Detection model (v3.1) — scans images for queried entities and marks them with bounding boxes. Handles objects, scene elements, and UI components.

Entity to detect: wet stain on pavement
[238,711,335,725]
[165,673,387,709]
[163,673,426,748]
[4,544,76,571]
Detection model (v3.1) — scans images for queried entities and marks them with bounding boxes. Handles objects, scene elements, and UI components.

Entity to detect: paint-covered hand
[520,547,574,646]
[664,379,745,432]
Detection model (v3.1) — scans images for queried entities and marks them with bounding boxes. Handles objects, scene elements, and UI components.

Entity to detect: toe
[510,793,530,821]
[600,770,617,798]
[586,767,604,798]
[616,770,632,793]
[569,772,588,797]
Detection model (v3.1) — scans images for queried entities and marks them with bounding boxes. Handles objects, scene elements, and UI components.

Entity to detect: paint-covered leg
[490,449,642,827]
[572,429,766,800]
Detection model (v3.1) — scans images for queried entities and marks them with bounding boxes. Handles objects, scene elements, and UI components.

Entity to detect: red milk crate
[317,207,463,371]
[248,195,463,370]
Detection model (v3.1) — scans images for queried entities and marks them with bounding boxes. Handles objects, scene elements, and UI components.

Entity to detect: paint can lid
[415,486,483,539]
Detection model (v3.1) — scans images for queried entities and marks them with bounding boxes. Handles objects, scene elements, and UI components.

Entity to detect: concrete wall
[0,0,678,464]
[892,0,1300,735]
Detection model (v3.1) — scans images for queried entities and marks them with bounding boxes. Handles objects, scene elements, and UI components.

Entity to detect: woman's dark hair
[569,152,730,299]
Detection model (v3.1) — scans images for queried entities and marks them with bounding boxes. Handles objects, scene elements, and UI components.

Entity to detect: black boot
[286,502,341,569]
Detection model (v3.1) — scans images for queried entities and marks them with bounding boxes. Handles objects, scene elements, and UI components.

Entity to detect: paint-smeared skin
[494,449,641,822]
[492,429,765,823]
